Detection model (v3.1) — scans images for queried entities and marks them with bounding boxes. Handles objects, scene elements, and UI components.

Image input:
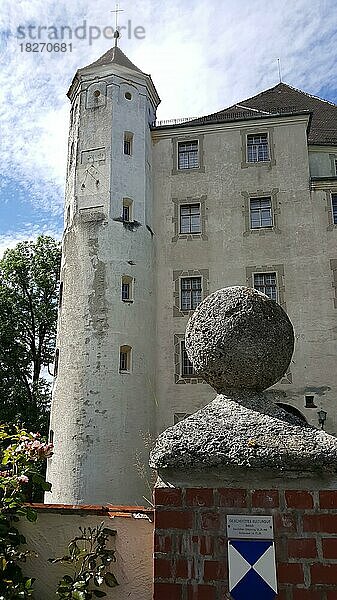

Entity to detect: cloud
[0,224,62,258]
[0,0,336,231]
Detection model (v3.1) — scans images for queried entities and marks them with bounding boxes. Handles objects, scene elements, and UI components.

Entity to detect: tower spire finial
[111,2,124,47]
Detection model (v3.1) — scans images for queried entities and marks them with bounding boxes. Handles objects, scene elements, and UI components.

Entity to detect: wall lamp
[317,409,327,429]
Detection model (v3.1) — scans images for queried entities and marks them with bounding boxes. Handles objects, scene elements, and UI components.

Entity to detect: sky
[0,0,337,256]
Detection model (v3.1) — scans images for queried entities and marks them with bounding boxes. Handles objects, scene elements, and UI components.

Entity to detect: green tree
[0,236,61,435]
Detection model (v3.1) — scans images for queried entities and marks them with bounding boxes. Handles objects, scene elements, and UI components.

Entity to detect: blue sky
[1,0,337,255]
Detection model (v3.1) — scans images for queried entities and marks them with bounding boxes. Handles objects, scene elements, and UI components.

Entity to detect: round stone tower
[46,43,160,505]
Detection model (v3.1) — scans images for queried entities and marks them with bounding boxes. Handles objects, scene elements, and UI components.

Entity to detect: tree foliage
[0,236,61,435]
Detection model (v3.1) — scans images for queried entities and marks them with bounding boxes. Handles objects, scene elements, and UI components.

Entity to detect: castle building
[46,42,337,506]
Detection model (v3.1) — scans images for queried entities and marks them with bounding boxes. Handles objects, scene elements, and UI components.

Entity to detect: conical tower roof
[81,45,145,74]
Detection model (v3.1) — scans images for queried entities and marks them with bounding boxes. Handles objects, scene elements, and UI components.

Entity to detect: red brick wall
[153,487,337,600]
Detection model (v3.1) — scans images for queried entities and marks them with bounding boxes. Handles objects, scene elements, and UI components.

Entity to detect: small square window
[305,395,317,408]
[181,341,195,377]
[250,197,273,229]
[119,345,131,372]
[124,132,133,156]
[332,194,337,225]
[178,140,199,170]
[180,203,201,234]
[254,272,277,301]
[247,133,269,162]
[180,277,202,311]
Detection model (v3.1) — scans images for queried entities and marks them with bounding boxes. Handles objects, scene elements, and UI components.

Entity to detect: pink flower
[17,475,29,484]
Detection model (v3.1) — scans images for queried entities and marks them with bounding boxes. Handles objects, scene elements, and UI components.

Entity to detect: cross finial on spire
[111,3,124,47]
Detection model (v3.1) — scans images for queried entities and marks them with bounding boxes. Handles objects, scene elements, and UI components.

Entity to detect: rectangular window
[123,205,130,221]
[121,276,133,302]
[178,140,199,169]
[119,346,131,372]
[253,272,277,301]
[181,341,195,377]
[332,194,337,225]
[250,197,273,229]
[181,277,202,311]
[247,133,269,162]
[124,132,133,155]
[122,283,130,301]
[180,203,201,234]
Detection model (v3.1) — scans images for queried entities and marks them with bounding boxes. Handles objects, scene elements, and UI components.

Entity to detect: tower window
[247,133,269,162]
[181,341,195,377]
[180,277,202,311]
[178,141,199,169]
[121,276,133,302]
[125,92,132,100]
[305,395,317,408]
[180,203,201,234]
[122,198,133,222]
[250,197,273,229]
[253,272,277,301]
[124,132,133,156]
[119,345,132,373]
[332,194,337,224]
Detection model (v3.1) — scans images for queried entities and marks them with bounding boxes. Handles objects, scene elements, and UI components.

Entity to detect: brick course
[154,487,337,599]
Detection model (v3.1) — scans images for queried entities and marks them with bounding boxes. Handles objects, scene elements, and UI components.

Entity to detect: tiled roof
[82,46,145,74]
[198,83,337,145]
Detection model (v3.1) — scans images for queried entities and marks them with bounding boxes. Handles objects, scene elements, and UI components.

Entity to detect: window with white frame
[181,341,195,377]
[247,133,269,162]
[178,140,199,169]
[332,194,337,225]
[250,197,273,229]
[180,203,201,234]
[253,272,277,301]
[181,277,202,311]
[119,345,132,372]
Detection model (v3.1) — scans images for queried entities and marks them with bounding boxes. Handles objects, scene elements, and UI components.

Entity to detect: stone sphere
[185,286,294,392]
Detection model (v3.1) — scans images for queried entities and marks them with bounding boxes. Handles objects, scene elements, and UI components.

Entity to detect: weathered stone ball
[185,286,294,392]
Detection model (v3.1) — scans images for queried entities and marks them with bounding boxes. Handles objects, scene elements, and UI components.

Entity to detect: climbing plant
[0,424,53,599]
[50,522,118,599]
